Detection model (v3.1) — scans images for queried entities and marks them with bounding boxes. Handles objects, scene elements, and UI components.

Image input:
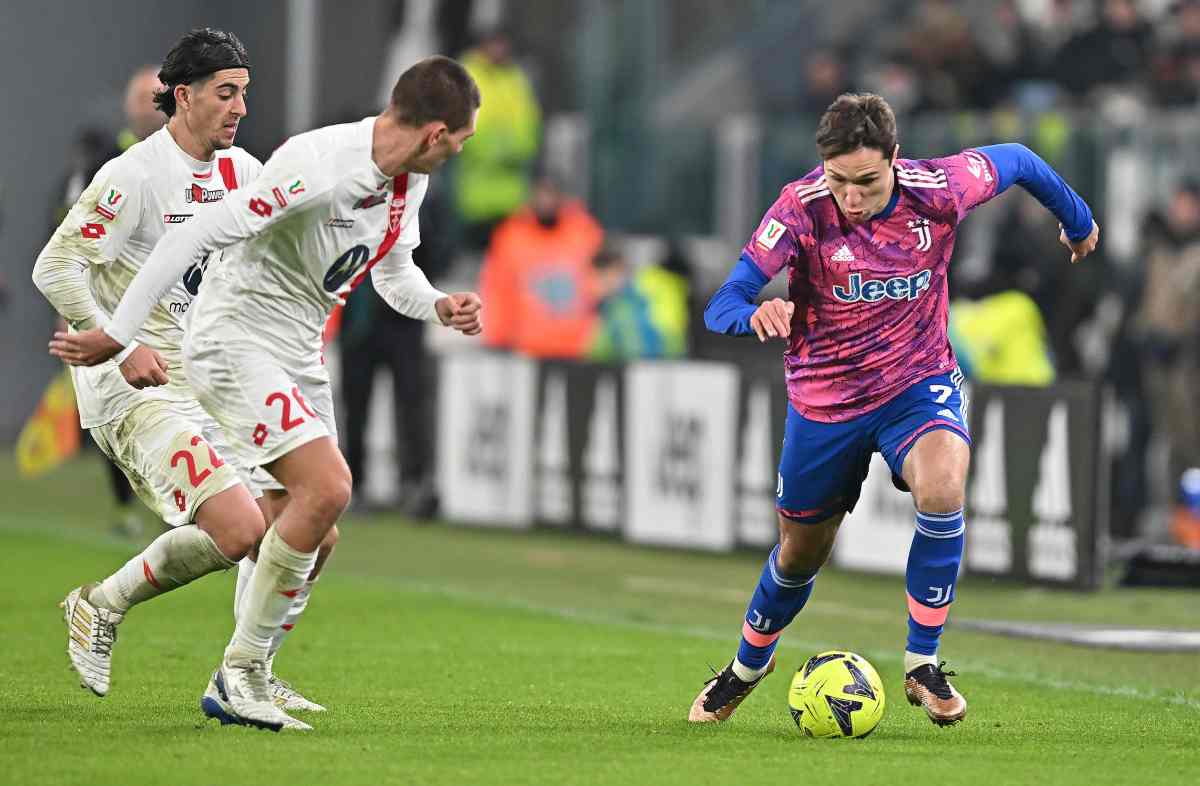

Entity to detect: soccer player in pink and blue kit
[690,93,1099,727]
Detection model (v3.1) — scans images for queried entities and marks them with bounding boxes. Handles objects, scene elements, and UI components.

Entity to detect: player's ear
[174,83,191,114]
[889,143,899,163]
[425,121,448,149]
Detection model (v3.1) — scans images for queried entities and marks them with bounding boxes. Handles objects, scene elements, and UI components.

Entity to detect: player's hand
[436,292,483,336]
[118,345,170,389]
[49,327,124,367]
[750,298,795,342]
[1059,220,1100,264]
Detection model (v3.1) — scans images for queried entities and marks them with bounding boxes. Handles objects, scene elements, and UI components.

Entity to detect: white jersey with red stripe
[37,127,260,427]
[177,116,432,369]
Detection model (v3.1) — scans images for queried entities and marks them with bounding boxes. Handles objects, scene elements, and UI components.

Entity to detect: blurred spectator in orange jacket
[479,174,604,358]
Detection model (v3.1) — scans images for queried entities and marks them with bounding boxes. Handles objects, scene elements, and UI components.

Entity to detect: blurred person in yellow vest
[455,27,541,250]
[949,290,1055,386]
[589,242,691,361]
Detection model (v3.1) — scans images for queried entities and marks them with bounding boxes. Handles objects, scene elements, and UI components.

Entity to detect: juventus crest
[907,217,932,252]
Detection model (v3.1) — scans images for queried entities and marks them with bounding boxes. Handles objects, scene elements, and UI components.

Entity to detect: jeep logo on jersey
[186,184,225,204]
[323,244,371,292]
[832,270,932,303]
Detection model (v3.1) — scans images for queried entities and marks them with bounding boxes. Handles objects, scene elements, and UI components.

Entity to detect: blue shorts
[776,368,969,523]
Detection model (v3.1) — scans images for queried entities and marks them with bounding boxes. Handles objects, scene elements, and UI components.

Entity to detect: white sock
[904,650,939,674]
[731,657,771,682]
[233,557,256,621]
[88,525,234,613]
[268,577,316,659]
[226,527,317,663]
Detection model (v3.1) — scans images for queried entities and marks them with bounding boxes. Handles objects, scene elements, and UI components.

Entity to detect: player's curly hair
[154,28,251,118]
[389,56,481,132]
[815,93,897,161]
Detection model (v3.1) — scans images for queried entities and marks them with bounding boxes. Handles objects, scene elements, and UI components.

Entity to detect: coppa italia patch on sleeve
[756,218,786,250]
[94,187,126,221]
[270,176,307,209]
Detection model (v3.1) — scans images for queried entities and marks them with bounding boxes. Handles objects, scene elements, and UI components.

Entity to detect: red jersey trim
[347,173,409,292]
[218,157,238,190]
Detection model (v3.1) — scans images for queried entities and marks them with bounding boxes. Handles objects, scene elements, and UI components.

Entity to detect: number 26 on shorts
[252,386,317,446]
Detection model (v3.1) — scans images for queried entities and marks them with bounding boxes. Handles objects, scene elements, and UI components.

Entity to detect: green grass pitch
[1,455,1197,785]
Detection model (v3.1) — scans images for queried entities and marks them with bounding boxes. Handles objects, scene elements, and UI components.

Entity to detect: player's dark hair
[389,55,481,132]
[815,93,897,161]
[154,28,251,117]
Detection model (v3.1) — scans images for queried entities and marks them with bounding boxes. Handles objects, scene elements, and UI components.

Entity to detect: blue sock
[905,508,965,657]
[735,545,817,672]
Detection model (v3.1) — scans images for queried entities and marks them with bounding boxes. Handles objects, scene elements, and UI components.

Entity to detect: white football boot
[200,658,312,731]
[266,656,326,712]
[61,583,123,697]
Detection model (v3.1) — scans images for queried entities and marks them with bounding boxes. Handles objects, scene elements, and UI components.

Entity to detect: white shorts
[184,338,337,480]
[91,398,251,527]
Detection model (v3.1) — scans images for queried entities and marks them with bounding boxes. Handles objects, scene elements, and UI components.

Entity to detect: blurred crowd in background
[17,0,1200,549]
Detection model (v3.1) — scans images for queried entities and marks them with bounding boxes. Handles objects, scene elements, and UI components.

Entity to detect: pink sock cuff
[741,621,782,648]
[907,593,951,627]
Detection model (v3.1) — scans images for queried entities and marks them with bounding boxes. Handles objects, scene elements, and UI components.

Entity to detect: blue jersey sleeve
[979,143,1094,241]
[703,254,770,336]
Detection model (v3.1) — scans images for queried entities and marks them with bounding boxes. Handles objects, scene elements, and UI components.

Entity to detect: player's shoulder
[266,118,370,190]
[766,164,830,237]
[772,164,830,224]
[895,156,952,190]
[93,137,155,190]
[783,164,829,203]
[282,118,369,163]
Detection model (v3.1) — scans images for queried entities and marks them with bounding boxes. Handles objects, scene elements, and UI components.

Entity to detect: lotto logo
[173,489,187,512]
[252,423,269,446]
[80,223,106,239]
[248,198,273,218]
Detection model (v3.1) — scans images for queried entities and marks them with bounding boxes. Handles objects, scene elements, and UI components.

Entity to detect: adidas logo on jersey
[831,244,855,263]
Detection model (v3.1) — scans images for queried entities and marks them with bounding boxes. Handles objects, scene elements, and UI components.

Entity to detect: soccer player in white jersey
[34,28,324,727]
[54,56,485,732]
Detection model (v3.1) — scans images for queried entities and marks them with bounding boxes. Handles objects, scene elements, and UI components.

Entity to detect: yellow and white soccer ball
[788,650,886,738]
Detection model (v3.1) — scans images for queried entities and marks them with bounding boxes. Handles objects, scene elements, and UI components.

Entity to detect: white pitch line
[356,573,1200,712]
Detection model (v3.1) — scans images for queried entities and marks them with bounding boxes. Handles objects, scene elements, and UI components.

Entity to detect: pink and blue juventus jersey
[740,150,1000,423]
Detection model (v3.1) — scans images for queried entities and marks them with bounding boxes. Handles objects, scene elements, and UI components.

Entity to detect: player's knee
[196,488,268,560]
[221,509,267,558]
[912,478,966,514]
[776,518,837,574]
[309,476,352,523]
